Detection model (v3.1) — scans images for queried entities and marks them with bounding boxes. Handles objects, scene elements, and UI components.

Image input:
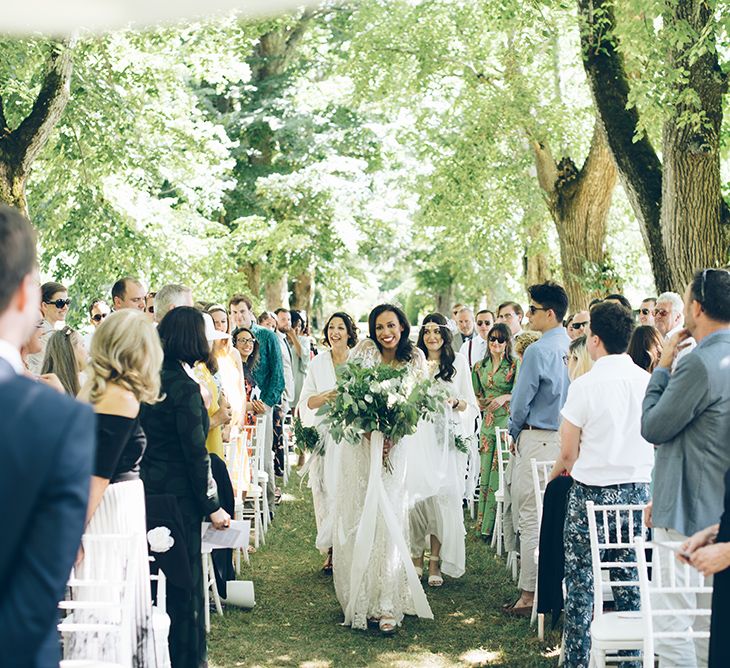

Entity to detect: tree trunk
[435,286,455,317]
[290,270,314,314]
[523,207,552,290]
[265,274,289,310]
[661,0,728,285]
[0,39,74,217]
[241,261,262,296]
[531,121,618,311]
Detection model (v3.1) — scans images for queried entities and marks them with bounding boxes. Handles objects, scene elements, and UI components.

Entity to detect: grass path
[209,475,561,667]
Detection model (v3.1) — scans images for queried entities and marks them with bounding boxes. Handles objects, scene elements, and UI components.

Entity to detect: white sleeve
[560,378,588,428]
[454,353,479,432]
[297,355,322,427]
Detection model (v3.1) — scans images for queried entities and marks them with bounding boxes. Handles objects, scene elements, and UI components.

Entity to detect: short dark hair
[88,298,108,317]
[641,297,657,305]
[0,206,37,314]
[604,293,633,311]
[528,282,568,321]
[476,309,495,320]
[323,311,358,349]
[589,298,603,308]
[627,325,663,372]
[416,313,455,381]
[229,294,253,310]
[368,303,414,362]
[690,269,730,322]
[41,281,67,303]
[497,301,524,318]
[589,302,634,354]
[158,306,212,368]
[274,307,289,316]
[258,311,274,325]
[112,277,140,302]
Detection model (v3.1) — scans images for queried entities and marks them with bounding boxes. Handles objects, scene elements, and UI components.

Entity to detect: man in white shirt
[549,301,654,668]
[460,309,493,368]
[496,301,524,338]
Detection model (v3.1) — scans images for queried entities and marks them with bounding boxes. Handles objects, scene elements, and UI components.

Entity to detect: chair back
[495,427,511,492]
[253,415,267,472]
[586,501,648,614]
[529,458,555,525]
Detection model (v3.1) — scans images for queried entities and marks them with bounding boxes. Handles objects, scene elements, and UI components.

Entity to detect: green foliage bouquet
[318,360,447,468]
[293,415,320,455]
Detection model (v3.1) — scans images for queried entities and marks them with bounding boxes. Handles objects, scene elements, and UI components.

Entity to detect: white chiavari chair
[530,458,556,640]
[491,427,512,556]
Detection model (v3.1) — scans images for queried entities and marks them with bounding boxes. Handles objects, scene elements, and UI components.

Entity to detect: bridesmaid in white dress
[331,304,433,635]
[408,312,479,586]
[297,311,358,573]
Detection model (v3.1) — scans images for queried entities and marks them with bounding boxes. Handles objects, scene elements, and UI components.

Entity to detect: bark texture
[265,274,289,310]
[0,40,74,216]
[289,270,314,314]
[531,120,618,311]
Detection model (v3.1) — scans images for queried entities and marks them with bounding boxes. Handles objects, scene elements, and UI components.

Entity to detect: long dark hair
[232,326,260,375]
[417,312,455,382]
[158,306,214,371]
[486,322,515,364]
[368,303,414,362]
[627,325,663,372]
[323,311,358,349]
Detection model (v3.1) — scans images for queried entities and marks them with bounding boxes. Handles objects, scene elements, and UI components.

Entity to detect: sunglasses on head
[488,335,507,344]
[45,298,71,309]
[570,321,589,330]
[476,319,492,327]
[639,308,654,316]
[91,312,108,323]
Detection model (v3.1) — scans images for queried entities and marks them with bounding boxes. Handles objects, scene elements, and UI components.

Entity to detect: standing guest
[641,268,730,668]
[144,291,156,321]
[639,298,657,326]
[289,310,311,405]
[453,307,476,350]
[232,326,267,424]
[140,306,231,668]
[448,303,465,332]
[566,310,589,341]
[680,467,730,668]
[654,291,686,339]
[549,302,653,668]
[208,304,246,428]
[274,308,296,478]
[298,311,358,572]
[460,309,494,369]
[229,294,285,515]
[627,325,664,372]
[68,309,163,666]
[41,326,87,396]
[258,311,277,330]
[111,276,147,311]
[472,322,518,539]
[505,281,570,615]
[84,298,110,350]
[496,301,525,339]
[25,280,69,374]
[604,293,633,311]
[567,335,593,380]
[514,331,541,360]
[0,205,95,668]
[154,283,193,324]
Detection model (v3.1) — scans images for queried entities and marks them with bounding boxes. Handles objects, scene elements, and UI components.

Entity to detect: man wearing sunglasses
[83,298,110,350]
[505,281,570,616]
[460,308,494,368]
[639,298,656,326]
[0,206,95,667]
[567,310,589,341]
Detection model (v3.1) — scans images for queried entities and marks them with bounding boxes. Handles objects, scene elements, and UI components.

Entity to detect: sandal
[428,557,443,587]
[379,616,397,635]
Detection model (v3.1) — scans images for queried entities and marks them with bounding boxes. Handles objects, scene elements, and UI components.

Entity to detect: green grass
[209,476,561,668]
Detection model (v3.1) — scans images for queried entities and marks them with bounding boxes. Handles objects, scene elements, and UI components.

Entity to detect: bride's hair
[368,303,414,362]
[416,312,456,382]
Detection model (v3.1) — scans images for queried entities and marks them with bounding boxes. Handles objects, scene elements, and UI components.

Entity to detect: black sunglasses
[476,319,493,327]
[91,313,108,323]
[639,308,654,316]
[528,305,547,315]
[570,321,589,330]
[488,335,507,344]
[45,298,71,309]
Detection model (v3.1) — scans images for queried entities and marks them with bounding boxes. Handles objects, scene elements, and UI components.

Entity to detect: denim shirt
[250,323,285,408]
[508,326,570,441]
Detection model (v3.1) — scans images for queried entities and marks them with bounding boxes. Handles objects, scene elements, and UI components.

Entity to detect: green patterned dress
[471,354,518,537]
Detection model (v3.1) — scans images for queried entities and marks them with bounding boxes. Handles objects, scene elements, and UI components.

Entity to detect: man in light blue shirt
[505,281,570,615]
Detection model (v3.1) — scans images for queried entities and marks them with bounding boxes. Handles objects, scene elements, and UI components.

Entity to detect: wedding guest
[154,283,193,323]
[41,326,87,396]
[410,313,479,585]
[496,301,524,338]
[514,330,541,360]
[654,291,685,339]
[472,322,518,539]
[549,301,653,667]
[460,309,494,368]
[144,291,156,321]
[68,309,163,666]
[453,306,476,350]
[84,298,110,350]
[604,293,632,311]
[0,205,94,667]
[274,308,296,477]
[232,326,266,424]
[140,306,230,668]
[641,268,730,667]
[111,276,147,311]
[639,298,657,326]
[298,311,358,572]
[567,335,593,380]
[208,304,246,427]
[25,280,69,374]
[627,325,664,372]
[566,310,589,341]
[505,281,570,615]
[258,311,277,330]
[289,310,311,405]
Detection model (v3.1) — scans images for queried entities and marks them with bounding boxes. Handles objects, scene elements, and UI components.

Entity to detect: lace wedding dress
[331,339,433,629]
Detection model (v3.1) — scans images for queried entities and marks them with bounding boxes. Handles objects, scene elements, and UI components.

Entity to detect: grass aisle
[209,474,560,667]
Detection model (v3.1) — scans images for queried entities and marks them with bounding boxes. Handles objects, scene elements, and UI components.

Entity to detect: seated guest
[25,280,69,374]
[41,326,87,396]
[566,310,589,341]
[0,205,94,667]
[111,276,147,311]
[604,293,632,311]
[639,297,656,326]
[641,268,730,667]
[68,309,163,666]
[567,335,593,380]
[140,306,230,668]
[460,309,494,369]
[514,330,540,360]
[550,302,653,667]
[154,283,193,323]
[627,325,664,372]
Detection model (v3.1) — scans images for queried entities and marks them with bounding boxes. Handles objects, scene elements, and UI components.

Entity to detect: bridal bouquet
[318,360,447,468]
[293,415,320,455]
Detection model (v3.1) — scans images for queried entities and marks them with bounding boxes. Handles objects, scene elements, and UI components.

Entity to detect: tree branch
[529,138,558,195]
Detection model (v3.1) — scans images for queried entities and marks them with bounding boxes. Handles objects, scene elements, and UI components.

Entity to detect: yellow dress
[193,362,224,459]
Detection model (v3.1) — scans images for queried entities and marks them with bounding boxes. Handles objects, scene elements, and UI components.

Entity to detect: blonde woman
[68,309,164,667]
[567,335,593,381]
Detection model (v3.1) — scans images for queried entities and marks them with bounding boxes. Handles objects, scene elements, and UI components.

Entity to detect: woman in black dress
[141,307,230,668]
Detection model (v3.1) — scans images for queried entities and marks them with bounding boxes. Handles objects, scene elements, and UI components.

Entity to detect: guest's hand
[487,395,509,412]
[251,399,266,414]
[678,524,719,564]
[690,542,730,576]
[39,372,65,393]
[657,329,691,369]
[383,437,394,461]
[210,508,231,530]
[643,501,653,529]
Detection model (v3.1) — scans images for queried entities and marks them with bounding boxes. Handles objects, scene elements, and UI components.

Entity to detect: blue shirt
[508,326,570,440]
[250,324,285,408]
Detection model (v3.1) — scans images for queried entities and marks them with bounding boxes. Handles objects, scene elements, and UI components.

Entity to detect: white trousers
[653,527,712,668]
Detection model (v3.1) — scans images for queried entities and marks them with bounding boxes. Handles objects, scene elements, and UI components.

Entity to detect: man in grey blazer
[642,268,730,668]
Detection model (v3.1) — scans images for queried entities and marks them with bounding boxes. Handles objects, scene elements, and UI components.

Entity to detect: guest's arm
[508,347,541,441]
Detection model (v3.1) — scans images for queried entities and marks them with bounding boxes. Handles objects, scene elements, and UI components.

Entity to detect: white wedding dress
[331,339,433,629]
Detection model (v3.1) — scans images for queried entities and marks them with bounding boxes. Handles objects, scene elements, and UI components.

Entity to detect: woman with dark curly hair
[471,322,519,539]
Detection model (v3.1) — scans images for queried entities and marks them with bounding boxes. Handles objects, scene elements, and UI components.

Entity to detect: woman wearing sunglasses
[26,281,70,375]
[471,322,519,539]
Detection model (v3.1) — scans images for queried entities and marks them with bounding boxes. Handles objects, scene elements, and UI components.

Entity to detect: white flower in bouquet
[147,526,175,553]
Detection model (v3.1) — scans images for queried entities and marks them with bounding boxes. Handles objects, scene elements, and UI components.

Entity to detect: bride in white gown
[331,304,433,635]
